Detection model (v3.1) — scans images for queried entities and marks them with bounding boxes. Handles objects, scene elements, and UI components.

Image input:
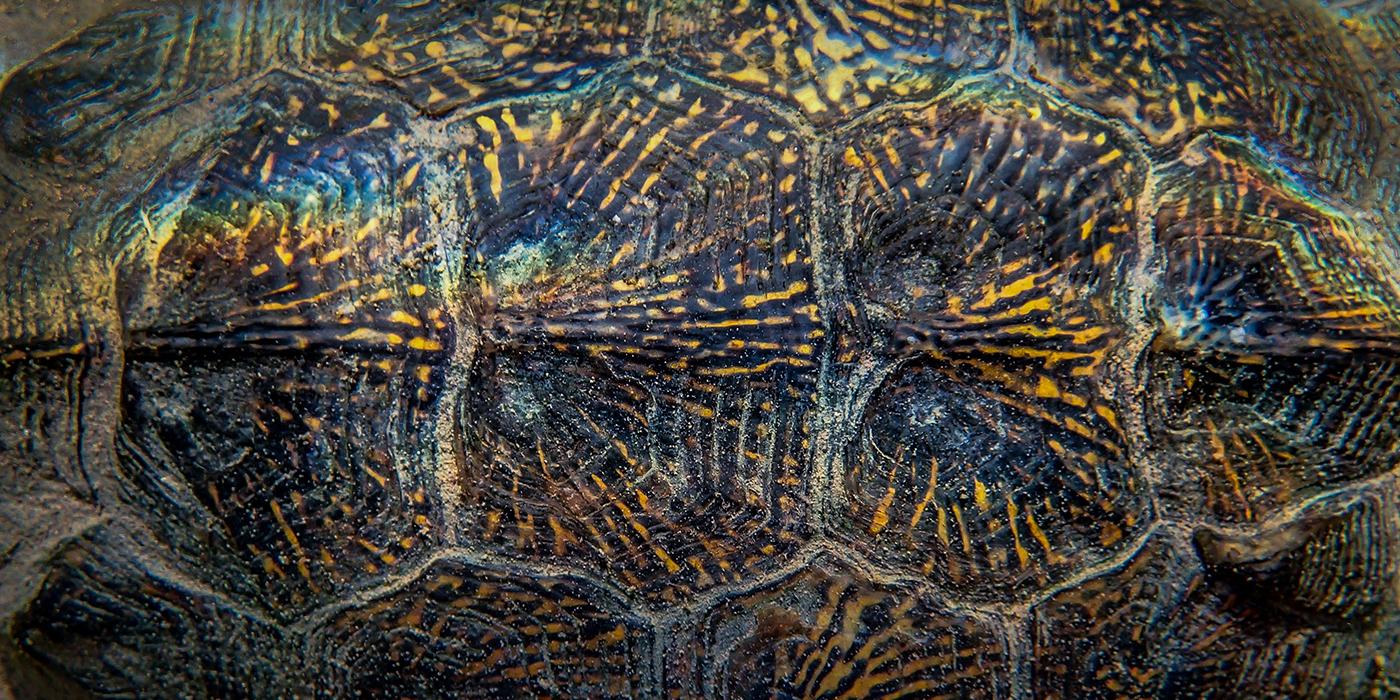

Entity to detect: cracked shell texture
[1,0,1398,698]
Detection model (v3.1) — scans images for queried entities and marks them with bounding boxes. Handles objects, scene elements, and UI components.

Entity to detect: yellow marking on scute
[740,280,808,308]
[476,116,502,145]
[697,357,814,376]
[1080,214,1098,240]
[483,153,503,201]
[909,456,939,531]
[363,465,388,488]
[399,162,422,191]
[970,272,1041,310]
[532,61,577,74]
[1094,243,1115,265]
[1096,149,1123,165]
[425,40,445,58]
[354,218,380,242]
[501,108,533,142]
[1207,418,1252,519]
[728,65,770,84]
[546,110,564,142]
[609,242,636,267]
[973,478,991,512]
[793,85,826,113]
[1024,507,1061,564]
[869,486,895,535]
[686,317,760,330]
[269,500,311,583]
[1004,497,1030,569]
[952,503,971,553]
[1101,521,1123,547]
[319,246,350,265]
[338,327,391,344]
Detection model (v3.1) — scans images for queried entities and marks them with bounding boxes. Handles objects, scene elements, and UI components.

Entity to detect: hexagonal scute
[832,80,1153,599]
[671,555,1011,698]
[451,66,821,601]
[1019,0,1388,203]
[10,529,295,699]
[310,0,649,115]
[312,558,650,698]
[1033,486,1400,699]
[1148,135,1400,524]
[115,78,454,619]
[654,0,1010,125]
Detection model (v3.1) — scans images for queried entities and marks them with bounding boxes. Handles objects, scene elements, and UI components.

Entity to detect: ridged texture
[313,559,648,698]
[654,0,1011,123]
[1149,134,1400,524]
[670,556,1010,698]
[0,1,1397,697]
[834,81,1151,599]
[454,66,819,601]
[1034,493,1400,699]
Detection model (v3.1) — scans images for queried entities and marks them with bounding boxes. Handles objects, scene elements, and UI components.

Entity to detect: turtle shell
[0,1,1398,697]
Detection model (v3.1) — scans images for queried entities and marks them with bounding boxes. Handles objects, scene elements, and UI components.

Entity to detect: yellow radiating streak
[739,280,809,308]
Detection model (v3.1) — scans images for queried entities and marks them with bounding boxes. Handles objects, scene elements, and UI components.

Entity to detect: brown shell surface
[0,1,1398,698]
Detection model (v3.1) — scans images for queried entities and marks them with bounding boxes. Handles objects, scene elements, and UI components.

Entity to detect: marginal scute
[1195,487,1398,623]
[0,358,84,499]
[313,0,648,115]
[12,530,294,698]
[1020,0,1385,200]
[120,355,445,617]
[655,0,1010,124]
[1034,499,1400,700]
[454,67,820,601]
[671,556,1011,698]
[0,357,101,624]
[315,558,648,698]
[114,79,452,618]
[834,81,1152,598]
[1149,134,1400,523]
[0,1,344,164]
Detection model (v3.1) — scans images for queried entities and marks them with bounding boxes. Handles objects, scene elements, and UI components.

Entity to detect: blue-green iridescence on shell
[0,1,1397,698]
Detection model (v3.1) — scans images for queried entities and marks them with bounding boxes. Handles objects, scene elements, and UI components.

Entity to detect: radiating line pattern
[452,66,821,602]
[0,0,1397,697]
[834,82,1153,599]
